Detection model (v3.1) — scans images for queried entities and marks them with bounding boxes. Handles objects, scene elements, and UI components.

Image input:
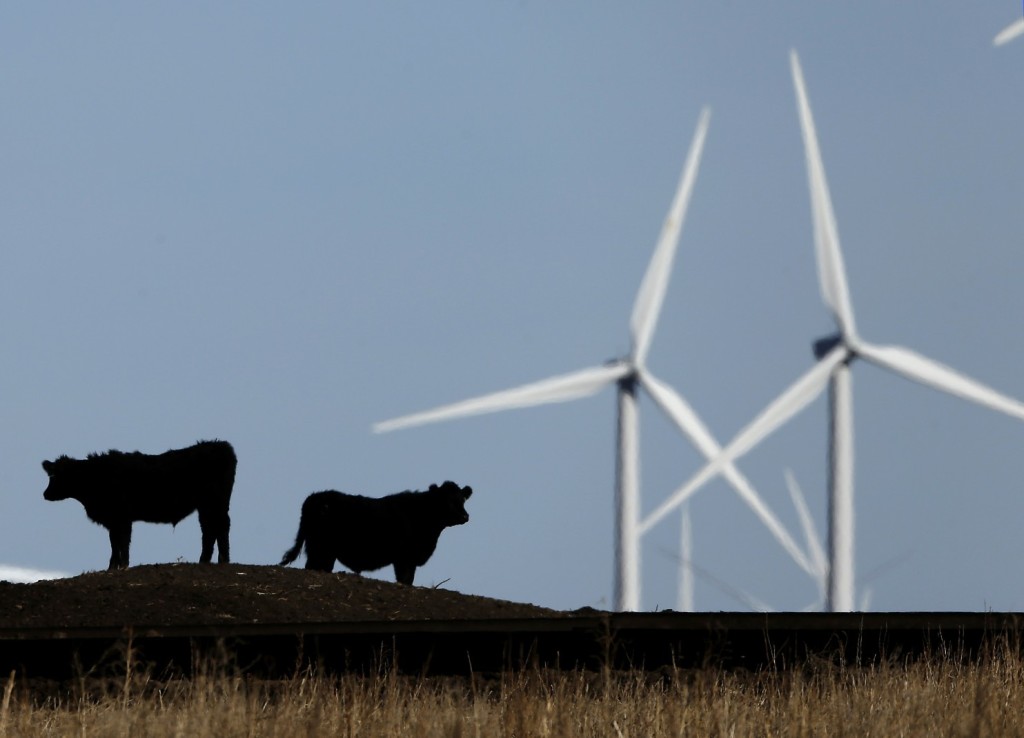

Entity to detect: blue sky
[2,4,1022,612]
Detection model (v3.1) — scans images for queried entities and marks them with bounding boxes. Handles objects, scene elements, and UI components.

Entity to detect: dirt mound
[0,564,566,630]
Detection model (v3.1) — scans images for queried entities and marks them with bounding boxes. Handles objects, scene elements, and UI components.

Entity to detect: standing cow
[279,481,472,585]
[41,439,237,570]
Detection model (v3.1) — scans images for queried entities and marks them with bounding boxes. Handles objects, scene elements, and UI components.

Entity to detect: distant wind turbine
[994,17,1024,45]
[785,471,827,571]
[374,108,815,612]
[784,469,828,606]
[660,544,775,613]
[640,50,1024,613]
[0,564,67,583]
[674,470,825,612]
[676,504,694,611]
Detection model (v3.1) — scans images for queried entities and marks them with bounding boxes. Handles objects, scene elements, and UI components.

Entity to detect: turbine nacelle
[812,333,858,364]
[610,360,639,393]
[812,333,843,361]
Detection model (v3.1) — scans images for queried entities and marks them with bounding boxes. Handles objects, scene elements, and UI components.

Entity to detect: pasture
[2,648,1023,736]
[1,564,1023,735]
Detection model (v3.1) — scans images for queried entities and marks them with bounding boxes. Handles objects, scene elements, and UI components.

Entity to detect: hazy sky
[2,4,1022,612]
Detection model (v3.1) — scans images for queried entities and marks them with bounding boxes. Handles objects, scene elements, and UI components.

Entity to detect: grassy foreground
[3,647,1024,737]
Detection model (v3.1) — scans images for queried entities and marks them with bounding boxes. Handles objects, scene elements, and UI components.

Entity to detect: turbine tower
[641,50,1024,612]
[374,108,815,612]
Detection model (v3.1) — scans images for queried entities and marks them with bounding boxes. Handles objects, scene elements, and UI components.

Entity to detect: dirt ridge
[0,563,566,630]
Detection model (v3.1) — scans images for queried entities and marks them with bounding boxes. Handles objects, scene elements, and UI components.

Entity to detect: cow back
[48,440,236,526]
[309,482,470,574]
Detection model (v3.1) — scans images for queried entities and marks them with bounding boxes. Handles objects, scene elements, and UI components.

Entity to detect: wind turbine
[640,50,1024,612]
[0,564,67,583]
[374,108,816,612]
[994,17,1024,45]
[673,470,825,612]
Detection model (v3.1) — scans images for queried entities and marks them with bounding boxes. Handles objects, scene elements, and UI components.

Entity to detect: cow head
[429,481,473,527]
[41,456,75,501]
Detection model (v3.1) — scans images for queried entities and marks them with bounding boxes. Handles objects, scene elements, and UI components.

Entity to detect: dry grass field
[3,566,1024,736]
[1,646,1023,737]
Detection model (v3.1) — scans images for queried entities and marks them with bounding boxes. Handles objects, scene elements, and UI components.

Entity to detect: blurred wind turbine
[640,50,1024,613]
[676,504,694,611]
[658,543,777,613]
[994,17,1024,45]
[673,471,823,612]
[784,469,827,606]
[0,564,67,583]
[374,107,815,612]
[664,468,825,611]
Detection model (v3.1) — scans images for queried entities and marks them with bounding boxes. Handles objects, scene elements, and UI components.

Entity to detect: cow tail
[279,514,306,566]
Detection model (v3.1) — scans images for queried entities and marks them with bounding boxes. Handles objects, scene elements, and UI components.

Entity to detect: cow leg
[198,510,230,564]
[303,541,334,572]
[199,524,215,564]
[216,513,231,564]
[304,552,334,572]
[393,562,416,586]
[106,528,117,570]
[107,524,131,570]
[304,557,334,572]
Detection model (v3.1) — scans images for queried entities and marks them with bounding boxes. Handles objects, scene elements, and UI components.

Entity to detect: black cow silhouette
[280,481,472,585]
[42,440,236,570]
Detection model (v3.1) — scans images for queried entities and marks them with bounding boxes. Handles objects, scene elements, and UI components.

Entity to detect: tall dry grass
[2,646,1024,737]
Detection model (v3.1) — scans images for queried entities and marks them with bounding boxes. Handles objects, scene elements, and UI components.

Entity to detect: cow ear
[462,486,473,500]
[42,460,53,475]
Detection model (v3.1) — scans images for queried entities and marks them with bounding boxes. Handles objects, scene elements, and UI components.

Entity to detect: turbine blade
[639,369,722,460]
[373,362,632,433]
[630,107,711,365]
[857,342,1024,421]
[719,463,818,576]
[995,18,1024,46]
[639,371,817,575]
[791,50,858,340]
[785,468,828,582]
[641,346,847,533]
